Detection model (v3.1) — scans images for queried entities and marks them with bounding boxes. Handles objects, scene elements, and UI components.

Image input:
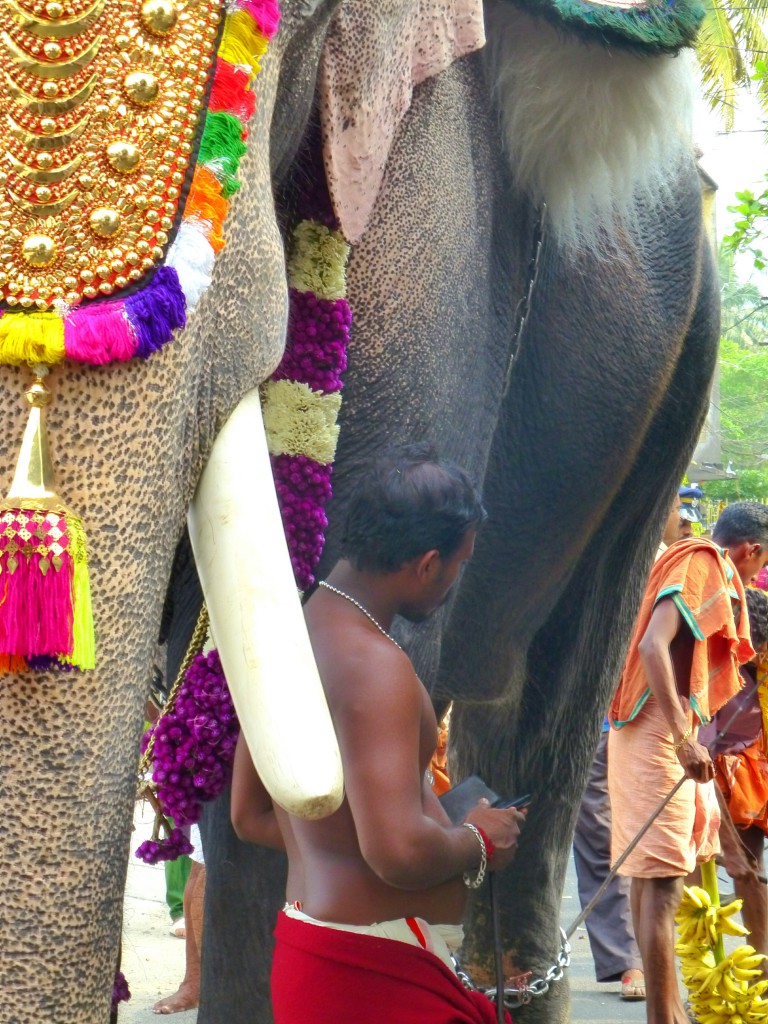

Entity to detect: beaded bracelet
[462,822,488,889]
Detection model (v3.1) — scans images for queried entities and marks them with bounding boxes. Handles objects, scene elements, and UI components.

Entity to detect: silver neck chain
[318,581,402,651]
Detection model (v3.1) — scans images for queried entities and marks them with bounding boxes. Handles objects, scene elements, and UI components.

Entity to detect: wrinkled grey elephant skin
[195,29,718,1024]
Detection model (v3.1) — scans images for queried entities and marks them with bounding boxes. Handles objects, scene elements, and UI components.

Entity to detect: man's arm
[332,645,523,890]
[230,732,286,851]
[637,597,713,783]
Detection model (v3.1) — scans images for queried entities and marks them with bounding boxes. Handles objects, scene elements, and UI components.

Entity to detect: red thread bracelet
[476,826,495,859]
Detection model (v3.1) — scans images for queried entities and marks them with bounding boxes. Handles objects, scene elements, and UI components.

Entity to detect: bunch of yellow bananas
[676,885,750,948]
[676,886,768,1024]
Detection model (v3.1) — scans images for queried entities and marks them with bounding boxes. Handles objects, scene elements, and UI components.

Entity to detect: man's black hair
[340,443,486,573]
[712,502,768,549]
[746,588,768,651]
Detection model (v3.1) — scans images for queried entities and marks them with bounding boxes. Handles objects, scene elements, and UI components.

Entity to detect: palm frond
[695,2,768,126]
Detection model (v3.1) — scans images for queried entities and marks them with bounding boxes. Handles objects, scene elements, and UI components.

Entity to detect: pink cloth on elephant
[319,0,485,243]
[608,697,721,877]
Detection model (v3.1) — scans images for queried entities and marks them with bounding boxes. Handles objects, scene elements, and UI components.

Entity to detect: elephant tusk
[188,387,344,820]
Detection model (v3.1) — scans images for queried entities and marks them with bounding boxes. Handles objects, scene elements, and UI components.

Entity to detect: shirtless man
[231,443,525,1023]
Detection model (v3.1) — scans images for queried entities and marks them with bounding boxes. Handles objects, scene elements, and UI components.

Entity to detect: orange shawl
[611,538,754,728]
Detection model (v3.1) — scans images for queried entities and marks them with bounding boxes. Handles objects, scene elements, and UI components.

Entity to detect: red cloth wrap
[272,911,511,1023]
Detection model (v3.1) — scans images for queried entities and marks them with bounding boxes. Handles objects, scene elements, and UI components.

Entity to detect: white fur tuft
[484,2,697,252]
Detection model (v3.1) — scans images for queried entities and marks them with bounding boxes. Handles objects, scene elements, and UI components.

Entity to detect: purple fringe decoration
[125,267,187,358]
[26,656,79,672]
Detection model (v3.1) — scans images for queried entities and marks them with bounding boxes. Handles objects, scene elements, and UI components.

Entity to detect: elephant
[190,5,716,1024]
[0,1,718,1024]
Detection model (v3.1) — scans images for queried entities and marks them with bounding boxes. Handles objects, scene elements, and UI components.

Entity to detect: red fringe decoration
[209,60,257,124]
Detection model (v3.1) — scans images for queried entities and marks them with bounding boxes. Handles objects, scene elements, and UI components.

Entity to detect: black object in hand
[438,774,531,825]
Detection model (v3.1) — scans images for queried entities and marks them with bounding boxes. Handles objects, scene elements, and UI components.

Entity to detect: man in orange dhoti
[608,502,768,1024]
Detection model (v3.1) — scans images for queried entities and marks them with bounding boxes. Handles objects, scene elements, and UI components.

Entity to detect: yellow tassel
[0,312,65,367]
[261,380,341,463]
[219,13,268,77]
[66,515,95,670]
[287,221,350,301]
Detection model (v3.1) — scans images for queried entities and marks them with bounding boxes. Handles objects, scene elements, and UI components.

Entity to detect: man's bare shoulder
[304,592,428,723]
[322,627,420,706]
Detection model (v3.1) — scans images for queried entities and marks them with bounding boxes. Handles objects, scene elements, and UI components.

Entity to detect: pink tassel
[64,300,138,363]
[0,551,74,656]
[237,0,280,38]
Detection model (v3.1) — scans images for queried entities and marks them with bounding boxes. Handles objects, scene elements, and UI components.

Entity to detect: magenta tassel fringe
[0,551,74,657]
[238,0,281,37]
[64,300,137,364]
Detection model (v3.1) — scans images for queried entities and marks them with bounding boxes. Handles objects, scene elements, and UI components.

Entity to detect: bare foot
[152,981,199,1015]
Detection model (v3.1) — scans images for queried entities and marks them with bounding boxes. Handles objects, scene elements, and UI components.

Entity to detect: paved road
[121,803,654,1023]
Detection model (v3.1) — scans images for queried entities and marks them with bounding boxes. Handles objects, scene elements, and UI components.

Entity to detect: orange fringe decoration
[184,167,228,253]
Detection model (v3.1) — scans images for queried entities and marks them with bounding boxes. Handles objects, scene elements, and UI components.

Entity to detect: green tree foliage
[722,179,768,271]
[713,247,768,500]
[696,14,768,130]
[719,59,768,268]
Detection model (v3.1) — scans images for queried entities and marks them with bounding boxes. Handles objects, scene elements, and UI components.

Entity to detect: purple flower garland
[136,650,239,864]
[270,288,351,589]
[111,971,131,1015]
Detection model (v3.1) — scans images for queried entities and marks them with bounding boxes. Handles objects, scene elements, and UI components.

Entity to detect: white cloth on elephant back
[319,0,485,244]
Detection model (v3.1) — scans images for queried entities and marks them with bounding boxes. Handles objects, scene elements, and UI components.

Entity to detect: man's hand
[676,738,714,783]
[464,799,526,871]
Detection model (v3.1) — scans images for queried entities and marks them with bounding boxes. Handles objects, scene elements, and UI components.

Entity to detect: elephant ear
[318,0,485,244]
[499,0,705,52]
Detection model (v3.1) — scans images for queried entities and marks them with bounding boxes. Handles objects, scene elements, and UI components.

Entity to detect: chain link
[457,928,571,1010]
[502,203,547,400]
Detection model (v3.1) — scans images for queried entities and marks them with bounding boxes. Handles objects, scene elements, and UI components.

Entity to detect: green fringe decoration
[509,0,705,53]
[198,111,248,198]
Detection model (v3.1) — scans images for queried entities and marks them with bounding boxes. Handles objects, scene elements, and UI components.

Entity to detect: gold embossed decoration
[0,0,221,310]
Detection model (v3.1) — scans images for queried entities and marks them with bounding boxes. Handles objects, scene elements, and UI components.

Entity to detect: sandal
[169,916,186,939]
[620,969,646,1001]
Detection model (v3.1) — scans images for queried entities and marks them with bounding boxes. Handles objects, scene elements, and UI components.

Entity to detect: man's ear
[414,549,441,582]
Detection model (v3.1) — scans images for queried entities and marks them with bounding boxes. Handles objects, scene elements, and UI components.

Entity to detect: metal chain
[136,603,210,789]
[318,580,403,650]
[502,203,547,401]
[455,927,571,1010]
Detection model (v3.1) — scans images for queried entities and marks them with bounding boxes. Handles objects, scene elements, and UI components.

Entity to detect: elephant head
[0,3,348,1020]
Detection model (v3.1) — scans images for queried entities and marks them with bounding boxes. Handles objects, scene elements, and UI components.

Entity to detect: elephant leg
[0,103,289,1023]
[449,240,718,1021]
[158,534,288,1024]
[436,163,713,705]
[198,792,288,1024]
[0,356,199,1024]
